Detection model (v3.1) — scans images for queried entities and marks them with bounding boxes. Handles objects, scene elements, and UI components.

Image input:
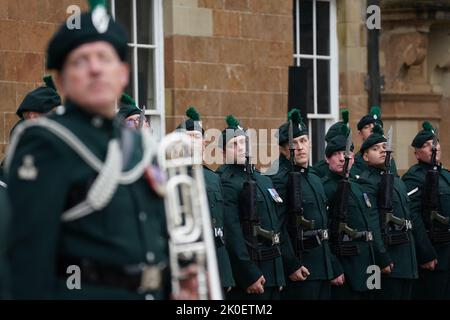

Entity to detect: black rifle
[329,132,358,255]
[286,120,314,259]
[378,127,408,245]
[422,132,448,241]
[239,133,278,253]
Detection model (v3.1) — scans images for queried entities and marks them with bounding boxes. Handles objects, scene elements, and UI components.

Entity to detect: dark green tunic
[216,164,286,299]
[6,101,169,299]
[357,166,425,299]
[402,162,450,299]
[322,171,381,294]
[269,155,335,299]
[203,166,235,289]
[0,180,10,299]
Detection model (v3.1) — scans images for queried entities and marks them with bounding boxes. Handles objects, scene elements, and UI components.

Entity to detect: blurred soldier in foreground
[5,0,172,299]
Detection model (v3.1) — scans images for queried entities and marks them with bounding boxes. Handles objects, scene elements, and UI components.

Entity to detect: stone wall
[0,0,87,160]
[164,0,293,167]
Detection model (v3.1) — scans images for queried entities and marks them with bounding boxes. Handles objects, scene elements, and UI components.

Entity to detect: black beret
[325,134,354,158]
[277,108,308,146]
[219,115,246,149]
[117,93,141,119]
[46,3,128,70]
[325,109,350,142]
[360,124,386,153]
[357,106,383,131]
[176,107,204,135]
[16,86,61,118]
[411,121,436,148]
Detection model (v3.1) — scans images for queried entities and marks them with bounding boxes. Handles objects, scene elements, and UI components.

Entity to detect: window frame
[110,0,166,139]
[293,0,339,161]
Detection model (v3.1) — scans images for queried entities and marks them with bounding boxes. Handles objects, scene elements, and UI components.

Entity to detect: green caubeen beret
[325,108,349,142]
[360,124,386,153]
[176,106,204,135]
[411,121,437,148]
[277,108,308,146]
[325,125,354,158]
[117,93,141,119]
[357,106,384,131]
[16,75,61,118]
[219,115,246,149]
[46,0,128,70]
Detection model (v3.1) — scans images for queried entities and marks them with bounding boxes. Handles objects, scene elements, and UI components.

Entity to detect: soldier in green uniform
[176,107,235,294]
[5,1,171,299]
[322,130,388,299]
[0,75,62,176]
[117,93,149,129]
[217,115,304,300]
[312,109,350,178]
[357,125,436,299]
[402,121,449,299]
[16,75,61,121]
[0,177,10,299]
[270,109,341,300]
[352,106,398,177]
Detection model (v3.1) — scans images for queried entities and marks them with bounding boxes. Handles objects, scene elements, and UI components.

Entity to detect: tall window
[109,0,165,138]
[293,0,338,163]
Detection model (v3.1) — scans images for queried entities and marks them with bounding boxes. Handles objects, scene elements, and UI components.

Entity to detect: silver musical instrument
[157,132,223,300]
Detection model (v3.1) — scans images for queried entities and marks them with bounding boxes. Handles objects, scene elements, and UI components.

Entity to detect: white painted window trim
[110,0,166,139]
[293,0,339,144]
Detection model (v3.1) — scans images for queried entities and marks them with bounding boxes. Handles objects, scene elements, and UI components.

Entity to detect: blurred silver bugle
[157,132,223,300]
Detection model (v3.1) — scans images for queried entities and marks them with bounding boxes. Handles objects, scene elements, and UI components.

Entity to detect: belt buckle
[139,265,162,292]
[366,231,373,241]
[405,220,412,231]
[321,229,329,240]
[272,232,280,246]
[215,227,224,238]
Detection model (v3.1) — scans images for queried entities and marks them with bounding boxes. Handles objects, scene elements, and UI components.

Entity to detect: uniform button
[91,117,103,128]
[139,211,147,222]
[145,294,154,300]
[55,105,65,115]
[146,251,155,263]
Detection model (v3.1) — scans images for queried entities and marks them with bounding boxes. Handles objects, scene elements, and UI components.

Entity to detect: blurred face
[125,114,150,129]
[22,111,45,120]
[326,151,354,174]
[359,123,374,141]
[185,130,205,158]
[363,142,386,168]
[280,135,310,168]
[224,135,246,165]
[57,41,129,119]
[415,139,441,164]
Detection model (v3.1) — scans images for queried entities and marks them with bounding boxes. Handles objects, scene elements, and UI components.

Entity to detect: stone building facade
[0,0,449,173]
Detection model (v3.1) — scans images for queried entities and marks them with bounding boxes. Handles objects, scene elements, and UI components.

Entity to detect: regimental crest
[18,155,38,181]
[91,5,110,34]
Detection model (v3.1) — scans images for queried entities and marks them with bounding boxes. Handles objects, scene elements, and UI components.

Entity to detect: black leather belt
[385,231,411,246]
[57,256,166,293]
[429,229,450,244]
[335,231,373,257]
[245,242,281,262]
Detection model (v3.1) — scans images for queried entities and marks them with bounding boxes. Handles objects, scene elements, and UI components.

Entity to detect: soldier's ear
[363,151,369,161]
